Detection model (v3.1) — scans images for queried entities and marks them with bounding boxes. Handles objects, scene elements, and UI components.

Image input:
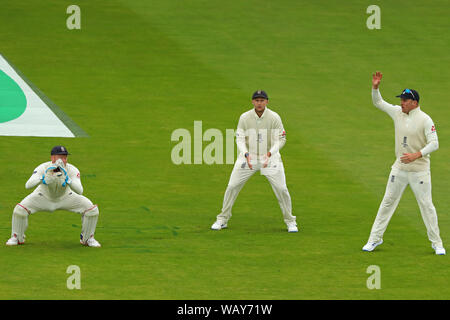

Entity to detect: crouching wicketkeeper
[5,146,101,247]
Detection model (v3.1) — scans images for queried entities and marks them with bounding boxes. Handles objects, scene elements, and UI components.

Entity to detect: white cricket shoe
[211,221,227,230]
[287,223,298,233]
[5,234,25,246]
[362,239,383,252]
[432,244,446,255]
[80,237,101,247]
[6,237,18,246]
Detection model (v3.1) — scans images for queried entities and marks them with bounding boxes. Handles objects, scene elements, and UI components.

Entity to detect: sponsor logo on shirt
[257,133,263,143]
[402,136,408,148]
[431,125,436,133]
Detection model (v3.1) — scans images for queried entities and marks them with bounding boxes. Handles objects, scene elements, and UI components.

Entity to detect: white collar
[406,106,420,116]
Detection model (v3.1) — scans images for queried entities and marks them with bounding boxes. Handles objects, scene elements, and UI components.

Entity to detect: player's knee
[83,205,99,217]
[381,200,393,208]
[418,198,435,212]
[279,186,289,194]
[381,194,396,207]
[13,205,29,217]
[272,183,288,194]
[227,182,241,190]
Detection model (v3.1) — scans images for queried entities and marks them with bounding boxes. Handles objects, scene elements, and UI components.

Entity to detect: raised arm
[371,71,400,119]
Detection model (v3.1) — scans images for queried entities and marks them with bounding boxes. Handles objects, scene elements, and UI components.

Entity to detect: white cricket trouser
[19,190,95,214]
[368,168,443,247]
[216,157,296,225]
[11,190,99,243]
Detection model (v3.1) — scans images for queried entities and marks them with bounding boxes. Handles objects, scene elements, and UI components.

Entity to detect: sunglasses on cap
[403,89,416,100]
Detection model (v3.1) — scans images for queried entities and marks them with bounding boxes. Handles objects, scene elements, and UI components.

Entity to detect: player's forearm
[269,137,286,155]
[25,175,42,189]
[235,118,248,154]
[68,179,83,194]
[236,139,248,154]
[269,126,286,155]
[372,89,397,117]
[372,88,387,108]
[236,130,248,154]
[420,140,439,157]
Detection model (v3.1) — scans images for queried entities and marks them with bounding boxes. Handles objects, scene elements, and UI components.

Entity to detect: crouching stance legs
[80,205,101,247]
[6,204,30,245]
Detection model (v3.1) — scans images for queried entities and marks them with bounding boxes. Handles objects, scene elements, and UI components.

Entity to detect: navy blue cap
[396,89,420,102]
[252,90,268,100]
[51,146,70,155]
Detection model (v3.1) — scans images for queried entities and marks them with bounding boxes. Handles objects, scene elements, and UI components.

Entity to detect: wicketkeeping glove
[42,166,58,185]
[59,165,71,187]
[54,159,65,168]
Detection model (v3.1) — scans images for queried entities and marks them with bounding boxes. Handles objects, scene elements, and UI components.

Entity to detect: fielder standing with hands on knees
[362,72,445,255]
[6,146,101,247]
[211,90,297,232]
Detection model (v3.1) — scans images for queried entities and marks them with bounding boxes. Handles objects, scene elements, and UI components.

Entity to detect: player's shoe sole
[362,240,383,252]
[287,224,298,233]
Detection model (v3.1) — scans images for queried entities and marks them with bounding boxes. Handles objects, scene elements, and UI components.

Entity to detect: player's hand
[400,152,422,164]
[54,159,65,168]
[372,71,382,89]
[63,176,72,187]
[59,166,70,187]
[245,153,253,170]
[262,152,271,168]
[42,166,58,185]
[43,172,57,185]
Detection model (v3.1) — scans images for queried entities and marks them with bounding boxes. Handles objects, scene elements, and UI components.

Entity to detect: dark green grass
[0,0,449,299]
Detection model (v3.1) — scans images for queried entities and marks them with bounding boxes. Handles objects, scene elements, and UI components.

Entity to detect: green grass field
[0,0,449,299]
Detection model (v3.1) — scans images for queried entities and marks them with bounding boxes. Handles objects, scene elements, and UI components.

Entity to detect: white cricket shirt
[372,89,438,172]
[25,161,83,199]
[235,107,286,160]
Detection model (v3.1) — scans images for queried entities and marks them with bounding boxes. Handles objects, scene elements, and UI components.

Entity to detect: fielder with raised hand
[211,90,297,232]
[362,72,445,255]
[6,146,101,247]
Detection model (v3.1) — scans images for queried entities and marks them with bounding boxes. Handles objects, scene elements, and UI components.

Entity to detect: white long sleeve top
[235,107,286,161]
[25,161,84,199]
[372,89,438,172]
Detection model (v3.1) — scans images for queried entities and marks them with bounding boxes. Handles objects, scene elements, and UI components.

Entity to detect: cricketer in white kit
[363,72,445,255]
[6,146,101,247]
[211,90,297,232]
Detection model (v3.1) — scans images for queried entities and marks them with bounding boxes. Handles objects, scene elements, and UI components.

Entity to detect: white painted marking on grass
[0,54,75,137]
